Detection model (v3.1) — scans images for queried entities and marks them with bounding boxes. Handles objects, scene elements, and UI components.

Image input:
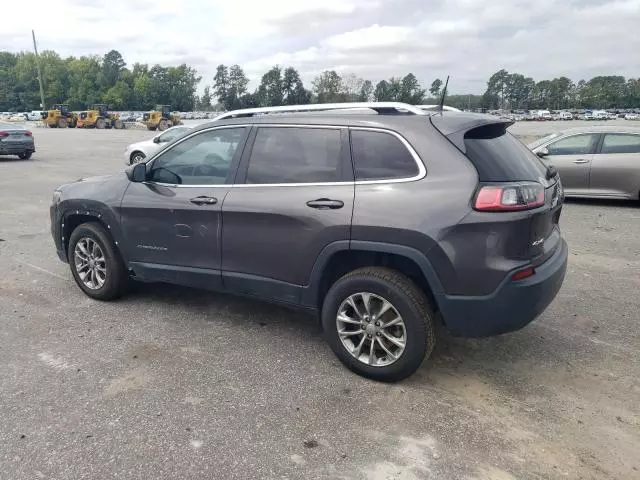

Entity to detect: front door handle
[573,159,590,164]
[190,196,217,206]
[306,198,344,210]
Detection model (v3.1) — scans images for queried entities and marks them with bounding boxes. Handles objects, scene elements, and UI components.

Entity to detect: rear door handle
[573,159,590,164]
[306,198,344,210]
[190,196,217,206]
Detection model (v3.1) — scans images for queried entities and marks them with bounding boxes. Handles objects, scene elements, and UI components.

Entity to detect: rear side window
[246,127,342,184]
[547,134,599,155]
[350,130,419,181]
[464,125,548,182]
[601,134,640,154]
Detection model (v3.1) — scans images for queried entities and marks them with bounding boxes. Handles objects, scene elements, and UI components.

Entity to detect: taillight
[512,267,535,281]
[474,182,545,211]
[24,131,33,137]
[0,131,8,138]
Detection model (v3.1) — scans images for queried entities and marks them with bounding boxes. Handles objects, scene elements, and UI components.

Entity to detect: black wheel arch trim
[301,240,446,310]
[57,202,128,262]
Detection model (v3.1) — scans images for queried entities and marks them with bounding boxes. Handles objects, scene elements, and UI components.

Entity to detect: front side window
[148,127,246,185]
[546,134,599,155]
[246,127,342,184]
[350,130,419,181]
[601,134,640,154]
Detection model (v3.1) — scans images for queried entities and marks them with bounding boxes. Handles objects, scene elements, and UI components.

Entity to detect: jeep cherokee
[50,102,568,382]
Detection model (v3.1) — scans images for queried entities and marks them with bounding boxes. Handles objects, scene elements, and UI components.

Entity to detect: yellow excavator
[41,104,78,128]
[141,105,181,131]
[77,105,124,129]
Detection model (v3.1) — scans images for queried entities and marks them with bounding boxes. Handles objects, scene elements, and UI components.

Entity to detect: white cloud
[1,0,638,94]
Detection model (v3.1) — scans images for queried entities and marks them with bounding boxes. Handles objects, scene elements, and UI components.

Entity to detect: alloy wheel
[336,292,406,367]
[74,237,107,290]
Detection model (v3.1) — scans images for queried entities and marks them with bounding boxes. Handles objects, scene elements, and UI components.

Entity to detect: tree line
[0,48,638,112]
[482,69,640,110]
[0,49,200,111]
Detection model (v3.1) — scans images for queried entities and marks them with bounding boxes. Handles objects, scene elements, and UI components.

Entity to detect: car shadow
[0,155,38,163]
[121,281,578,390]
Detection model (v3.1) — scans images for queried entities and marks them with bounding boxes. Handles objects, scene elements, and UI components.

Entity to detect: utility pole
[32,30,46,110]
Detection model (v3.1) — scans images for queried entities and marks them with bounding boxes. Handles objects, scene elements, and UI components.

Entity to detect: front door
[542,133,600,195]
[589,133,640,197]
[120,126,249,288]
[221,125,354,303]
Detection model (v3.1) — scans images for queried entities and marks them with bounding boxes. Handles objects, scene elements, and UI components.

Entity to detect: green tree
[199,86,212,110]
[358,80,373,102]
[102,50,125,88]
[282,67,309,105]
[257,65,284,107]
[484,69,510,109]
[429,78,443,98]
[374,80,391,101]
[399,73,425,103]
[213,64,229,109]
[312,70,343,103]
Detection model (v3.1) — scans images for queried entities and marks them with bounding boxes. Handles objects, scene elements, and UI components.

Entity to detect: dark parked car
[50,102,568,381]
[0,122,35,159]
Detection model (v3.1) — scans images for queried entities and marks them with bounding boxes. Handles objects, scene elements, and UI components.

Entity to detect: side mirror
[536,147,550,158]
[153,135,161,144]
[125,162,147,182]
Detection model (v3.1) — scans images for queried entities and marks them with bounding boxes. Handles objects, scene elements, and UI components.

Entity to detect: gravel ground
[0,124,639,480]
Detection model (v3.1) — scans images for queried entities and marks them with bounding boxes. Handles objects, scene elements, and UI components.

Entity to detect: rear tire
[96,118,106,129]
[322,267,436,382]
[68,223,128,301]
[158,119,168,131]
[114,119,124,129]
[18,152,32,160]
[57,118,68,128]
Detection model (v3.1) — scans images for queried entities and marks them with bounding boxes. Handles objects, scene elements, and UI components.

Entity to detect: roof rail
[214,102,428,120]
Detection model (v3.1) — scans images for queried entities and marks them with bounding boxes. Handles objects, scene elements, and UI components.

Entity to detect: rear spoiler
[430,113,513,154]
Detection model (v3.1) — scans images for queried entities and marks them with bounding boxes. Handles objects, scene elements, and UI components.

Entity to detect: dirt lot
[0,122,639,480]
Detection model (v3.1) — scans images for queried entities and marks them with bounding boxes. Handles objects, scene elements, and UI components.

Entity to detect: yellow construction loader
[77,105,124,129]
[41,104,77,128]
[141,105,181,131]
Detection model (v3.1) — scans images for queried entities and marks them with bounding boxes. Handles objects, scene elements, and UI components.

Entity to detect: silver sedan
[528,125,640,200]
[123,125,192,165]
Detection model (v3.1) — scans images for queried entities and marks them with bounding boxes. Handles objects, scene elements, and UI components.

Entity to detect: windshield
[528,133,559,150]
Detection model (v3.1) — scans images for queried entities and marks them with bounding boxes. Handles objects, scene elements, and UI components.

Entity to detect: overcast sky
[2,0,639,94]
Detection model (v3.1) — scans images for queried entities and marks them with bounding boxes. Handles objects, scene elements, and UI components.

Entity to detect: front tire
[18,152,32,160]
[96,118,106,129]
[158,119,168,131]
[322,267,436,382]
[68,223,128,301]
[57,118,68,128]
[130,151,145,164]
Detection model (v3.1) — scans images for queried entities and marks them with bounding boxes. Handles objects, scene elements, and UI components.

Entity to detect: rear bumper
[0,143,35,155]
[437,238,568,337]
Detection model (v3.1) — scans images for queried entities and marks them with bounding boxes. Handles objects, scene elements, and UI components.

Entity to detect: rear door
[589,133,640,198]
[221,125,354,303]
[542,133,600,194]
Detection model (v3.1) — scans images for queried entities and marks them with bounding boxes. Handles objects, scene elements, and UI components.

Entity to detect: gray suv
[50,102,568,381]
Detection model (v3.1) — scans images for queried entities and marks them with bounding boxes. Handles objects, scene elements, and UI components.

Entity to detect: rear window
[464,124,548,182]
[350,130,419,181]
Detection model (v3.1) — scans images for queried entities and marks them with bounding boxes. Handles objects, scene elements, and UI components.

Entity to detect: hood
[74,174,114,184]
